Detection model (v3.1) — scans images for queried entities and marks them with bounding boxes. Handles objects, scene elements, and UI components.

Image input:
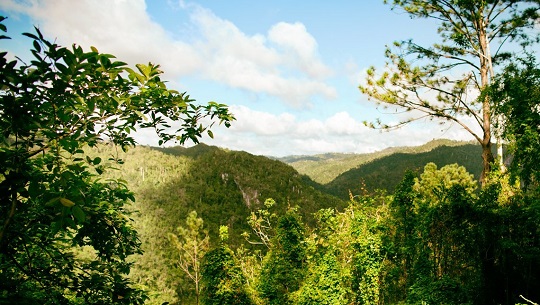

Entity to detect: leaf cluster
[0,17,233,304]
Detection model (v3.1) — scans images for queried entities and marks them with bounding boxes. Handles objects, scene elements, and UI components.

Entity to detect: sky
[0,0,477,157]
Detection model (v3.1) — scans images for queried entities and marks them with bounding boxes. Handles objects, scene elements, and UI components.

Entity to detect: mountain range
[89,138,484,303]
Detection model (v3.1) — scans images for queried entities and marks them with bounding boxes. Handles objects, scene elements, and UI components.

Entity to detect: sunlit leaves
[489,56,540,188]
[0,16,233,304]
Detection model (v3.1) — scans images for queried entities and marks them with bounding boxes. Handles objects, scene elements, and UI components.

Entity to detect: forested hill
[101,143,344,246]
[87,140,496,304]
[151,143,345,225]
[280,139,472,184]
[324,142,484,198]
[89,143,346,303]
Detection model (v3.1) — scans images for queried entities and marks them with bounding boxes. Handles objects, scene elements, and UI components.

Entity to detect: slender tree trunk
[480,140,494,184]
[478,12,495,186]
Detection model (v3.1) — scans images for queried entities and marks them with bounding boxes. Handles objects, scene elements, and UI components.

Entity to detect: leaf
[60,197,75,207]
[56,62,69,74]
[46,197,61,206]
[32,40,41,52]
[72,205,86,222]
[22,32,39,40]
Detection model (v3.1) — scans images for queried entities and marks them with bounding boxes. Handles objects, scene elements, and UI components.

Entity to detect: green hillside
[89,143,345,304]
[281,139,471,184]
[29,141,524,305]
[324,143,484,198]
[90,141,489,304]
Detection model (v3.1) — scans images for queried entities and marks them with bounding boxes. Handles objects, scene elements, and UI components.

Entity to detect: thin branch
[520,295,539,305]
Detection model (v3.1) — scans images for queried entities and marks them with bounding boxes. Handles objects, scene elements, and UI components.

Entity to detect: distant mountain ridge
[279,139,475,185]
[324,143,483,198]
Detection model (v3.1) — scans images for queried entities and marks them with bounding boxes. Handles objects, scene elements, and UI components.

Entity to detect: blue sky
[0,0,473,156]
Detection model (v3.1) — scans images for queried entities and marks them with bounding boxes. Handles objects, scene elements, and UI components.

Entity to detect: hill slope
[91,143,345,304]
[281,139,472,184]
[324,143,484,198]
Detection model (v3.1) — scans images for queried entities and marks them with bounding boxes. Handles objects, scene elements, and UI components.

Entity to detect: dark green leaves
[489,56,540,188]
[0,16,232,305]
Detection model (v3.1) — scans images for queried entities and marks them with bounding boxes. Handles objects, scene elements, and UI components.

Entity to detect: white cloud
[186,105,474,157]
[190,7,336,106]
[226,106,296,136]
[2,0,203,76]
[268,22,332,79]
[0,0,335,106]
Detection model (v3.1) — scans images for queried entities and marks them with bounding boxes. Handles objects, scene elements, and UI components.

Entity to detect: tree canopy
[0,16,233,304]
[489,55,540,188]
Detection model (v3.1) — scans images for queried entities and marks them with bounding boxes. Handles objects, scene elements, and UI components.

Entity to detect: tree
[200,226,254,305]
[489,56,540,188]
[258,208,306,305]
[359,0,540,184]
[387,171,418,301]
[292,251,348,305]
[292,208,350,305]
[391,165,482,305]
[413,162,477,204]
[242,198,278,248]
[168,211,210,305]
[349,195,390,305]
[0,17,234,304]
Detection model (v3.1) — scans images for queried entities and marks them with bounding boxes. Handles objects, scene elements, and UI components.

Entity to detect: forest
[1,1,540,305]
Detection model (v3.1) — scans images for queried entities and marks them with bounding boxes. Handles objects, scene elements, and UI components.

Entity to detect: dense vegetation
[82,143,345,304]
[81,140,539,305]
[2,0,540,304]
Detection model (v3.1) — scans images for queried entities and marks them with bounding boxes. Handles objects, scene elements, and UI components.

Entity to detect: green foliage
[325,144,483,198]
[382,163,540,305]
[413,162,477,204]
[168,211,210,305]
[490,56,540,188]
[292,251,348,305]
[475,181,540,304]
[386,171,417,301]
[92,145,193,305]
[201,231,253,305]
[348,194,392,305]
[258,208,306,305]
[0,18,232,304]
[243,198,278,248]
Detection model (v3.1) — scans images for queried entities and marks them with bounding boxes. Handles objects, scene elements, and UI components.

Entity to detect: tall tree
[201,226,254,305]
[258,208,306,305]
[387,165,483,305]
[292,208,350,305]
[360,0,540,184]
[0,17,233,304]
[169,211,210,305]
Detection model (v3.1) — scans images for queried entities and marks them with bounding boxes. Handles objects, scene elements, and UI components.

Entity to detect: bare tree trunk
[481,140,494,185]
[478,12,495,186]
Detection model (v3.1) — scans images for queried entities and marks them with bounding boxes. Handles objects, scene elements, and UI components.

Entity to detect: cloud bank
[1,0,335,106]
[185,105,474,157]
